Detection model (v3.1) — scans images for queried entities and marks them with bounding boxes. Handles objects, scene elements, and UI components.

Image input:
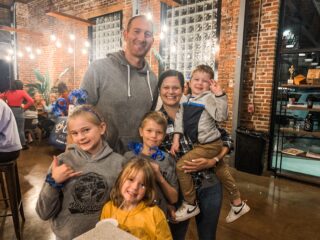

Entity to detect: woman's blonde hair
[140,111,167,133]
[67,104,105,130]
[110,157,157,207]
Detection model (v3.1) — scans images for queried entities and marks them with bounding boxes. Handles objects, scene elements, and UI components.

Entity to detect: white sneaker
[226,201,250,223]
[175,201,200,222]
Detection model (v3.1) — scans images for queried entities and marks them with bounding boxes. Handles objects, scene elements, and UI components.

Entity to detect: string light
[36,48,42,55]
[25,46,32,52]
[84,41,90,48]
[68,47,74,53]
[50,34,57,41]
[146,12,152,20]
[29,53,35,60]
[17,51,24,58]
[56,40,62,48]
[7,49,14,55]
[81,48,88,54]
[69,33,75,41]
[162,24,168,32]
[5,55,12,62]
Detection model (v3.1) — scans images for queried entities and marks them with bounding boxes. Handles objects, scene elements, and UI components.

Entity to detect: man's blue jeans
[169,180,222,240]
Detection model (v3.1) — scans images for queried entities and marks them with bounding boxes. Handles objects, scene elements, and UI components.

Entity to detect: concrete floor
[1,142,320,240]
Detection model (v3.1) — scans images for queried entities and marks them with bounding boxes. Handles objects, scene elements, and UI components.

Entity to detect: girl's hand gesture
[51,156,82,184]
[209,80,224,96]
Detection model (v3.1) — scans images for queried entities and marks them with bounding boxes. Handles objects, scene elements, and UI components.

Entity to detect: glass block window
[161,0,219,80]
[91,11,122,61]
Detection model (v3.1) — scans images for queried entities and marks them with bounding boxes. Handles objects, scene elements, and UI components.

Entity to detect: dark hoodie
[36,141,125,240]
[81,51,158,154]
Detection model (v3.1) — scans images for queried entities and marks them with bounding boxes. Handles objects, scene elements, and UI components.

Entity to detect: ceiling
[0,0,34,7]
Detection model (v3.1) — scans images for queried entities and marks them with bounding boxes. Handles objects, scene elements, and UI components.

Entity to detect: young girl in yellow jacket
[100,157,172,240]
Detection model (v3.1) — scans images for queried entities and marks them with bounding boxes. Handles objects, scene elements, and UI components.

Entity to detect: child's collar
[128,142,165,161]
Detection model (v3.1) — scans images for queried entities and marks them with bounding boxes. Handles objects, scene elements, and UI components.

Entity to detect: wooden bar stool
[0,159,25,240]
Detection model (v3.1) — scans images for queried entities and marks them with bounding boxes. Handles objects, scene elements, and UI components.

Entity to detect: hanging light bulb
[146,12,152,20]
[5,55,12,62]
[36,48,42,55]
[7,48,14,55]
[17,51,24,58]
[160,32,164,40]
[162,24,168,32]
[84,41,90,48]
[50,34,57,42]
[29,53,35,60]
[69,33,75,41]
[51,34,57,41]
[81,48,88,54]
[25,46,32,52]
[56,41,62,48]
[68,47,74,53]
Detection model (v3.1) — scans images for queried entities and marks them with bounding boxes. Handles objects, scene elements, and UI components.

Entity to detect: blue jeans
[169,180,222,240]
[196,181,222,240]
[11,107,26,146]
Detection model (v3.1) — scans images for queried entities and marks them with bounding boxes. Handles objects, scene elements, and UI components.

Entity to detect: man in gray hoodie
[81,15,158,154]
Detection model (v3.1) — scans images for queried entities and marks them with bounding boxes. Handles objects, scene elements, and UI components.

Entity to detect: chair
[0,159,25,240]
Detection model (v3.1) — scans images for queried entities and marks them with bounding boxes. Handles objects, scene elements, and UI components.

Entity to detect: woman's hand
[51,156,82,184]
[182,157,217,173]
[167,204,178,223]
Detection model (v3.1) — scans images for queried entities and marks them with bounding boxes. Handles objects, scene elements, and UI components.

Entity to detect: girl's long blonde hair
[110,157,157,207]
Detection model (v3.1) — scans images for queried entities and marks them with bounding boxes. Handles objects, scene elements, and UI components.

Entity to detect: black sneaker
[22,145,29,150]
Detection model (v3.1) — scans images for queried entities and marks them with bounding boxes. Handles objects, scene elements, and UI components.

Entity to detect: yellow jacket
[100,201,172,240]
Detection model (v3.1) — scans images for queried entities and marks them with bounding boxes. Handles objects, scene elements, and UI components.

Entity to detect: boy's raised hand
[209,79,224,96]
[51,156,82,184]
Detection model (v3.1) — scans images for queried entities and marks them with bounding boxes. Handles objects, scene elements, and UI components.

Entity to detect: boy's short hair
[191,64,214,79]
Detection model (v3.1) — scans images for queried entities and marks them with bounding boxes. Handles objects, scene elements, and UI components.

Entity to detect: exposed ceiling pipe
[249,0,263,114]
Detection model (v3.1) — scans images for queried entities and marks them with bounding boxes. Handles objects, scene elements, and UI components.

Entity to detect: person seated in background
[33,92,47,117]
[24,105,39,144]
[57,82,69,107]
[0,99,22,162]
[43,92,58,121]
[2,80,34,150]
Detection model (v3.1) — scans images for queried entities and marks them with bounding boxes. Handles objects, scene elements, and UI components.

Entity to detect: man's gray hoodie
[81,51,158,154]
[36,141,125,240]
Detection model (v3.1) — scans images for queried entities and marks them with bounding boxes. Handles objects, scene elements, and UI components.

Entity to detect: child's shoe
[175,201,200,222]
[226,201,250,223]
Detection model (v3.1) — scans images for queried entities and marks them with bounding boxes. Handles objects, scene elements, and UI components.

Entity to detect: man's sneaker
[175,201,200,222]
[226,201,250,223]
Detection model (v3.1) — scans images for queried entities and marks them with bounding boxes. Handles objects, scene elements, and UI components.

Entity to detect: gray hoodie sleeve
[36,178,62,220]
[81,61,101,105]
[174,104,184,134]
[205,93,228,122]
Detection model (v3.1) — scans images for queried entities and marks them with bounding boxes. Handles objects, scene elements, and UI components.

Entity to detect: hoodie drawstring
[127,65,131,97]
[127,65,153,102]
[146,70,153,102]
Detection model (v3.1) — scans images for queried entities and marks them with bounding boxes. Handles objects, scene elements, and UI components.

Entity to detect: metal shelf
[281,84,320,88]
[280,127,320,138]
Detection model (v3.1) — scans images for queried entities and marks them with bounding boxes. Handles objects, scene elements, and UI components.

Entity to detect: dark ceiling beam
[0,3,11,9]
[46,11,95,26]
